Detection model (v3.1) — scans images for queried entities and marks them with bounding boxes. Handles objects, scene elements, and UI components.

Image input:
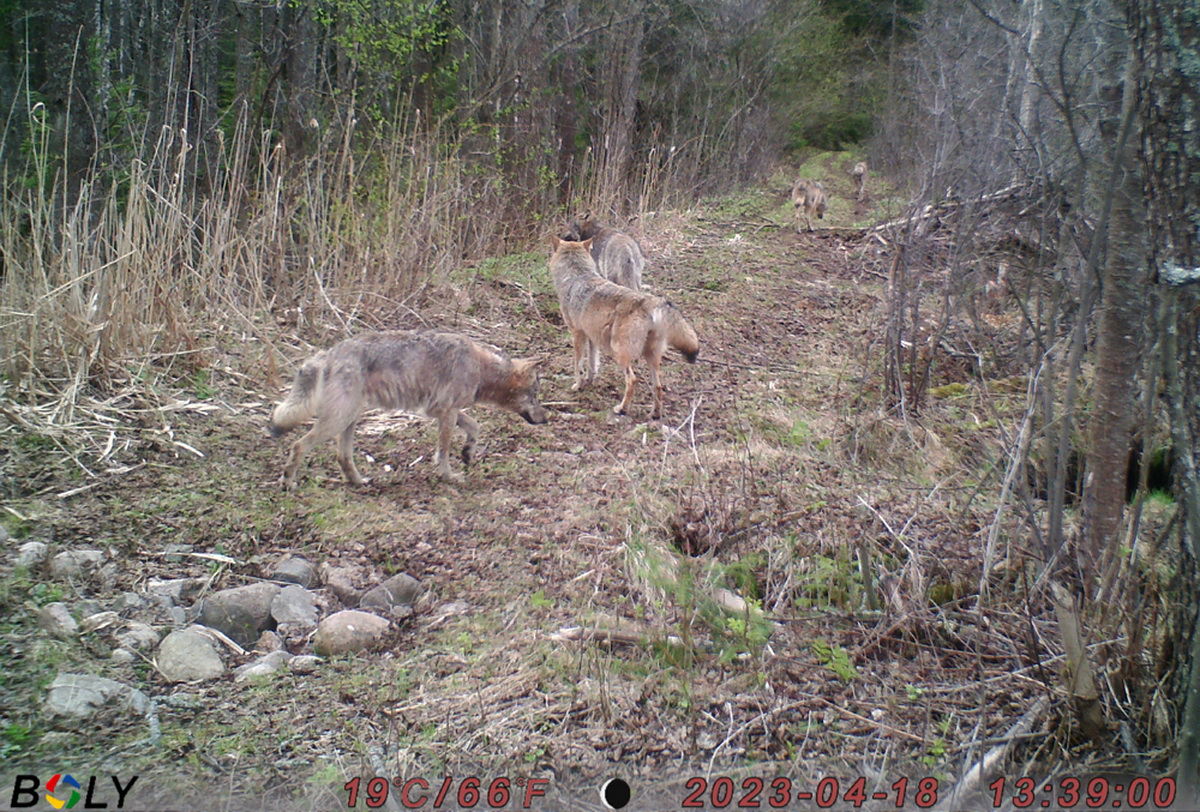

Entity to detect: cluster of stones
[13,539,423,724]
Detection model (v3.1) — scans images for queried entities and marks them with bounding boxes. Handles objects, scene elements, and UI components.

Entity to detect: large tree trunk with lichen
[1127,0,1200,800]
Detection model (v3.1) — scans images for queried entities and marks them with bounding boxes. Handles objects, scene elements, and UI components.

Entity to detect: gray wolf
[563,218,644,290]
[561,217,646,377]
[269,330,547,487]
[550,237,698,419]
[791,179,827,232]
[850,162,868,202]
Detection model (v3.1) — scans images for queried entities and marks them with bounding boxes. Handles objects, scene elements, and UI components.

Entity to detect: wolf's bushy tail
[656,303,700,363]
[269,360,322,437]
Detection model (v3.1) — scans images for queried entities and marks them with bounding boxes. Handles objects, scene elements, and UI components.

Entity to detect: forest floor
[0,154,1167,810]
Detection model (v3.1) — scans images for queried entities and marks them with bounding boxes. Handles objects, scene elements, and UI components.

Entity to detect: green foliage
[921,737,947,767]
[187,369,216,400]
[823,0,924,36]
[1,723,34,759]
[761,2,885,149]
[720,553,766,600]
[793,553,862,610]
[811,638,858,681]
[28,581,66,607]
[312,0,462,120]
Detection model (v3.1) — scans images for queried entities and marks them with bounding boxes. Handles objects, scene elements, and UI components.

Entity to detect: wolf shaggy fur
[550,237,698,419]
[791,179,828,232]
[850,161,868,202]
[269,330,547,487]
[563,218,645,290]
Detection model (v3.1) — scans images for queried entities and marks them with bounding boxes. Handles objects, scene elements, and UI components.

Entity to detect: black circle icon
[601,777,631,809]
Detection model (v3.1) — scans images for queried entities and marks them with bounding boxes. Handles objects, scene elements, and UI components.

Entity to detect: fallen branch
[942,695,1050,810]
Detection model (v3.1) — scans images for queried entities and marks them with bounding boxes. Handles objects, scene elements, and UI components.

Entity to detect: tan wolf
[550,237,698,419]
[850,161,868,202]
[269,330,548,488]
[791,179,828,232]
[563,217,645,290]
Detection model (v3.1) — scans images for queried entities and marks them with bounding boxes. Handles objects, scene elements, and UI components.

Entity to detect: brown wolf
[850,161,868,202]
[550,237,698,419]
[269,330,548,488]
[563,218,644,290]
[791,179,828,232]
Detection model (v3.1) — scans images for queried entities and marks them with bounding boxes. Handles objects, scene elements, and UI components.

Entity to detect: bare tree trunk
[1080,50,1146,581]
[1128,0,1200,800]
[281,0,316,156]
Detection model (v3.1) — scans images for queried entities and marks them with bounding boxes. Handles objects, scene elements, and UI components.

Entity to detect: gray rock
[433,599,472,620]
[45,673,149,720]
[147,577,207,605]
[110,648,136,665]
[320,563,370,606]
[197,582,280,647]
[272,557,318,589]
[360,573,423,611]
[156,629,225,683]
[312,610,391,656]
[48,549,105,579]
[288,655,323,674]
[233,651,294,682]
[114,592,149,612]
[115,621,161,651]
[15,541,48,568]
[96,562,119,590]
[270,585,319,628]
[80,611,121,634]
[76,599,105,618]
[0,524,9,543]
[254,630,285,652]
[163,692,201,710]
[168,606,188,627]
[37,603,78,639]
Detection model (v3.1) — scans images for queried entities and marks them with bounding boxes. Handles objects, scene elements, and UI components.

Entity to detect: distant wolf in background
[850,161,868,202]
[550,237,698,419]
[563,217,645,290]
[269,330,547,487]
[791,179,828,232]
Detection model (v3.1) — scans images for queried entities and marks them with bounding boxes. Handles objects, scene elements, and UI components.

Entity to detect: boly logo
[44,775,81,809]
[9,774,138,809]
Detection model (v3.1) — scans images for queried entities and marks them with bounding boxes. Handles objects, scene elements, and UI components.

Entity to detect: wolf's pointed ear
[581,237,594,251]
[513,356,548,372]
[549,235,563,250]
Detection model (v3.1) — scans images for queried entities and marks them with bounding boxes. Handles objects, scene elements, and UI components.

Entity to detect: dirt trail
[1,193,1056,810]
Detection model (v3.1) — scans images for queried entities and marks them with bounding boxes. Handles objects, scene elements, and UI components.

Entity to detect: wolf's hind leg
[457,412,480,468]
[570,330,590,391]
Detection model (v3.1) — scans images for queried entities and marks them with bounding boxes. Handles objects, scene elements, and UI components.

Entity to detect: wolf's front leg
[457,411,480,468]
[434,412,465,482]
[335,423,371,486]
[614,362,637,416]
